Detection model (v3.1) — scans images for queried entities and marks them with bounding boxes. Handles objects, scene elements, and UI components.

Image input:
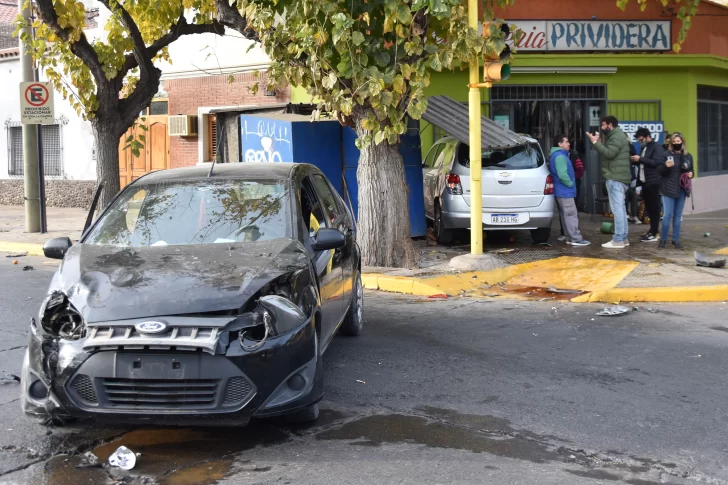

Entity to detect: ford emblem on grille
[135,321,167,334]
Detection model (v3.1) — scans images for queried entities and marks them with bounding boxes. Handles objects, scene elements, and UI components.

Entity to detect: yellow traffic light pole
[467,0,483,255]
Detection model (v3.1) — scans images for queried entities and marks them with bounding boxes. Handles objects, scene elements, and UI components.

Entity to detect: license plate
[491,214,519,224]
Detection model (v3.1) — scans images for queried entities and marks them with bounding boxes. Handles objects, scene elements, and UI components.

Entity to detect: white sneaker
[557,236,568,242]
[624,240,630,246]
[602,240,625,249]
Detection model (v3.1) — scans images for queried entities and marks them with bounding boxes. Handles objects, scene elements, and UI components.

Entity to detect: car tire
[530,227,551,244]
[434,203,453,245]
[340,270,363,337]
[285,403,320,425]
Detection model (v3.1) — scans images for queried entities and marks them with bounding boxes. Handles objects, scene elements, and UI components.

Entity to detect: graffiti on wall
[241,116,293,163]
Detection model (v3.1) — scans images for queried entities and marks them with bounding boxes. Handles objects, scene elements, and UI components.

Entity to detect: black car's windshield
[457,143,544,170]
[85,179,291,247]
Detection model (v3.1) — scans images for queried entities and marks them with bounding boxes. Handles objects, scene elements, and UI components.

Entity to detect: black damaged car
[21,162,363,426]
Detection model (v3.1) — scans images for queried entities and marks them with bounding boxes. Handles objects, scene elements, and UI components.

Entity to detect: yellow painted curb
[362,274,442,297]
[0,241,44,257]
[573,286,728,303]
[714,247,728,255]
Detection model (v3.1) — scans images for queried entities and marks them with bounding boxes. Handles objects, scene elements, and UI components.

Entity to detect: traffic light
[472,21,512,89]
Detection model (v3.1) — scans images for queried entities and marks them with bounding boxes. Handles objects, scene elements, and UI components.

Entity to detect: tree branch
[214,0,258,41]
[97,0,155,77]
[33,0,109,86]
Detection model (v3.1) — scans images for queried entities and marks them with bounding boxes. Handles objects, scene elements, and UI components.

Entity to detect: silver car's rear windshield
[84,179,291,247]
[458,143,544,170]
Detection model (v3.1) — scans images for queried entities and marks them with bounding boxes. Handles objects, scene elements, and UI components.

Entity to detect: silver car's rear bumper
[440,194,555,230]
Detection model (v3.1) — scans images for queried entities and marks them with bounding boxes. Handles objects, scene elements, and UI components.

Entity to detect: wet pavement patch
[29,424,289,485]
[316,412,559,464]
[565,468,622,481]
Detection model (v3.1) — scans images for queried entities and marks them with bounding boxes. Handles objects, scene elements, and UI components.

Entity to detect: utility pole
[467,0,483,255]
[18,0,40,233]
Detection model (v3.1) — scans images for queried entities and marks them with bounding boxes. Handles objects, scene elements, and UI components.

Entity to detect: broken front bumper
[21,315,321,425]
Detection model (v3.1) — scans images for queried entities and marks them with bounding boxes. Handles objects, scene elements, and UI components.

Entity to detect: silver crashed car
[422,136,555,244]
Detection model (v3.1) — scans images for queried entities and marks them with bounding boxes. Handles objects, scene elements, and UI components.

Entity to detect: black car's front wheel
[340,269,363,336]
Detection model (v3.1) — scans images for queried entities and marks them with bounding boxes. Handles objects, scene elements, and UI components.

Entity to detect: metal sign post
[19,81,53,233]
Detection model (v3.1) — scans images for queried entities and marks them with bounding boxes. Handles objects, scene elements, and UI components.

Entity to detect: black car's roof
[137,162,302,184]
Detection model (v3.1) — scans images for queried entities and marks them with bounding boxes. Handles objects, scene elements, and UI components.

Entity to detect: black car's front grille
[223,377,253,406]
[102,378,219,408]
[72,374,98,404]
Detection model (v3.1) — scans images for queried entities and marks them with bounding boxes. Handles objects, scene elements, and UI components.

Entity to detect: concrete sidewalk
[0,204,726,302]
[364,210,728,303]
[0,205,86,255]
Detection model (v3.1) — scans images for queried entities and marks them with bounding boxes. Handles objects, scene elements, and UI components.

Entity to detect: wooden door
[119,115,170,189]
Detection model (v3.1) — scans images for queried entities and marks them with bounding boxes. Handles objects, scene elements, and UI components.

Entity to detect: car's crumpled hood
[48,239,310,323]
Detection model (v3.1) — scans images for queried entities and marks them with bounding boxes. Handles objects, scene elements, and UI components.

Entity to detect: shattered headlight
[38,291,85,340]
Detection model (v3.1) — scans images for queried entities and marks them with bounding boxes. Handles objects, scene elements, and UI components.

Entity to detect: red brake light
[544,175,554,195]
[446,173,463,195]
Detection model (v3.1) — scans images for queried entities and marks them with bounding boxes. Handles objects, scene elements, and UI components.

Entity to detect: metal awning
[421,95,533,149]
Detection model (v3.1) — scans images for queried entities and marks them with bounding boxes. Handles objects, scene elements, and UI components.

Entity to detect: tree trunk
[355,122,417,268]
[91,122,122,211]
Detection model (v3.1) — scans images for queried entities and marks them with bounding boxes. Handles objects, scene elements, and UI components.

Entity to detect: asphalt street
[1,255,727,484]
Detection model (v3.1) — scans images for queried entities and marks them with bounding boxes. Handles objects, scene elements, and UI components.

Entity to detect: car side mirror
[312,228,346,251]
[43,237,73,260]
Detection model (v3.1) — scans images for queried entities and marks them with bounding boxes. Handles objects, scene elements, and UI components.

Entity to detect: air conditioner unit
[168,115,198,137]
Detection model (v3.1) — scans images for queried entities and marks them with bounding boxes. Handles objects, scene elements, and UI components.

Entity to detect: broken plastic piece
[23,266,34,271]
[428,294,448,299]
[547,286,584,295]
[5,252,27,258]
[596,306,630,316]
[695,251,726,269]
[108,446,137,470]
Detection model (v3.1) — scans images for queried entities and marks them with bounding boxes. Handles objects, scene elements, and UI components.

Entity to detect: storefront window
[698,86,728,176]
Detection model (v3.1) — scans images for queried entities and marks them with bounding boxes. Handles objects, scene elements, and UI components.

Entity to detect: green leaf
[397,4,412,25]
[352,31,365,47]
[374,130,386,145]
[374,51,391,68]
[430,53,442,72]
[322,71,338,89]
[393,75,405,94]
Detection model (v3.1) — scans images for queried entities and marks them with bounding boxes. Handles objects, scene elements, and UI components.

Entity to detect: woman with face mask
[657,133,694,249]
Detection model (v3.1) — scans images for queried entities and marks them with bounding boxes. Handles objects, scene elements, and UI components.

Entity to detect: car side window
[301,178,327,239]
[311,175,341,226]
[423,143,445,168]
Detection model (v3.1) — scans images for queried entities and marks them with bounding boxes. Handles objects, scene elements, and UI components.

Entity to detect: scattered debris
[471,275,478,280]
[646,308,659,314]
[5,252,27,258]
[108,446,139,470]
[22,265,34,271]
[597,306,631,316]
[539,297,555,301]
[487,293,500,298]
[492,249,516,254]
[705,232,711,237]
[538,242,552,247]
[428,294,448,300]
[12,260,18,265]
[547,285,584,295]
[76,451,102,469]
[532,333,538,337]
[695,251,726,269]
[356,380,366,384]
[0,374,20,384]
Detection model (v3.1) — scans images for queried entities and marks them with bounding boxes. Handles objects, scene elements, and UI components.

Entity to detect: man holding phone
[586,116,632,249]
[631,127,666,242]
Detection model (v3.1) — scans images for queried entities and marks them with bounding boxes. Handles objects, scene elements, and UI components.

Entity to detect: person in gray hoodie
[586,116,632,249]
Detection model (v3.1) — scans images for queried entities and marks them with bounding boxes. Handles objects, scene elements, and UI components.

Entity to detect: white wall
[684,173,728,214]
[0,56,96,180]
[160,28,270,80]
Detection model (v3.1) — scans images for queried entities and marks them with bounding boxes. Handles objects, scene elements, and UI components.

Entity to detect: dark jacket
[594,127,632,184]
[637,141,666,188]
[658,151,694,198]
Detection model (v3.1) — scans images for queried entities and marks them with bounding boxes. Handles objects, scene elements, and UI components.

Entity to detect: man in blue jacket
[549,135,590,246]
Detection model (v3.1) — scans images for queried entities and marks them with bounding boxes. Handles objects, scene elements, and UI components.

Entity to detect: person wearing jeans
[549,135,590,247]
[586,116,632,249]
[631,127,666,242]
[658,133,694,249]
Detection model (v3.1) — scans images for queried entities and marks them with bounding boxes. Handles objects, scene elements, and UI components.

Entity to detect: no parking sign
[19,82,55,125]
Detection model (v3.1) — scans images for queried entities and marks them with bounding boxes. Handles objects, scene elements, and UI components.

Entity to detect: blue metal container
[240,114,343,194]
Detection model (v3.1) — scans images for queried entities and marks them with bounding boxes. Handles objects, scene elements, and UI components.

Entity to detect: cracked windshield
[84,180,290,247]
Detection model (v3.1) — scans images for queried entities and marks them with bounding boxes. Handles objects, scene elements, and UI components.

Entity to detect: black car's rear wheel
[434,202,453,245]
[340,270,363,337]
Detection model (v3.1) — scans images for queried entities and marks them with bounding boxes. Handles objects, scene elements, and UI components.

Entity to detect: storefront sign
[507,20,671,52]
[619,121,665,144]
[494,115,510,130]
